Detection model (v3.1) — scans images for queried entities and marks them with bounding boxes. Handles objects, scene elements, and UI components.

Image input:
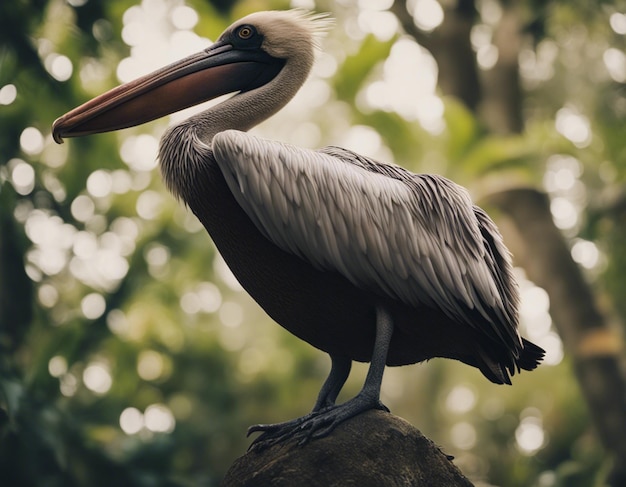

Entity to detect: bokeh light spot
[73,231,98,259]
[83,362,113,394]
[60,373,78,397]
[197,282,222,313]
[145,244,170,267]
[477,44,499,69]
[107,309,130,336]
[555,107,591,148]
[411,0,444,32]
[111,170,133,194]
[137,350,165,381]
[81,293,106,319]
[120,134,159,171]
[48,356,68,377]
[180,291,201,315]
[520,286,549,318]
[610,12,626,35]
[11,160,36,195]
[571,239,600,269]
[87,170,113,198]
[341,125,382,159]
[0,84,17,105]
[71,195,96,222]
[136,190,163,220]
[550,197,578,229]
[171,5,198,30]
[20,127,45,155]
[445,385,477,414]
[144,404,175,433]
[358,10,398,41]
[120,407,144,434]
[46,54,73,81]
[515,414,546,455]
[38,283,59,308]
[603,47,626,83]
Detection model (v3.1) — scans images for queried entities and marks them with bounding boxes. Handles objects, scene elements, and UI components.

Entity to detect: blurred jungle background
[1,0,626,485]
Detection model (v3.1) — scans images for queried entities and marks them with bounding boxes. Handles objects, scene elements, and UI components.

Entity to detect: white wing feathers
[212,130,516,340]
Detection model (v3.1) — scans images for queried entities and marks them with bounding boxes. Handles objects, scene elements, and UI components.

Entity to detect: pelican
[52,10,544,445]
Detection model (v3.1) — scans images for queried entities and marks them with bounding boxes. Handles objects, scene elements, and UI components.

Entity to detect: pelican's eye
[229,24,263,50]
[237,25,254,40]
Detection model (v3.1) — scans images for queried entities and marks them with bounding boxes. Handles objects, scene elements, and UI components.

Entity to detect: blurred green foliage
[1,0,625,486]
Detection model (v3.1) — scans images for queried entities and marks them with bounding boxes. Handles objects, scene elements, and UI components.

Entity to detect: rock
[222,410,474,487]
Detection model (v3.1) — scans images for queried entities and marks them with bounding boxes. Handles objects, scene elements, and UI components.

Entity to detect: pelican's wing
[212,130,521,350]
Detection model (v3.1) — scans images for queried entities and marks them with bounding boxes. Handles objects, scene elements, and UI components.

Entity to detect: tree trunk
[391,1,626,484]
[488,188,626,486]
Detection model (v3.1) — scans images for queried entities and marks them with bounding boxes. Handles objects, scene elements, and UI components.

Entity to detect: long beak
[52,43,284,143]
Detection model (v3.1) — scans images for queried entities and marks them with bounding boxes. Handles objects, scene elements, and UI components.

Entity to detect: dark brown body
[187,151,497,369]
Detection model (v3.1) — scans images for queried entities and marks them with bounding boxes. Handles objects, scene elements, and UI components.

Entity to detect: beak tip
[52,118,65,144]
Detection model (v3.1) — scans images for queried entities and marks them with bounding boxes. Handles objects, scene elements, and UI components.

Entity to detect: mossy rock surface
[222,410,475,487]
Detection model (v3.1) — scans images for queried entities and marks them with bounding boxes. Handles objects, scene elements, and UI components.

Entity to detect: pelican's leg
[293,305,393,442]
[247,355,351,448]
[311,355,352,411]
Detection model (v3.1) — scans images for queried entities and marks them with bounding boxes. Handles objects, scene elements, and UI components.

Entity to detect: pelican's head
[52,10,331,143]
[225,10,331,61]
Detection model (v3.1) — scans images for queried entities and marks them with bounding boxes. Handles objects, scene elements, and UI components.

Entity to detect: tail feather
[484,358,512,385]
[517,338,545,371]
[477,338,545,385]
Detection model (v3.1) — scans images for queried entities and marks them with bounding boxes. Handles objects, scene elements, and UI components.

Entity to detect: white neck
[159,52,313,200]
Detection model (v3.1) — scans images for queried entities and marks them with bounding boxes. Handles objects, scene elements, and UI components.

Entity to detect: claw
[247,412,319,450]
[247,422,284,437]
[247,393,390,450]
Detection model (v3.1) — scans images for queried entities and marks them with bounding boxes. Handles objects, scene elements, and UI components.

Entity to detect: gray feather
[211,130,521,352]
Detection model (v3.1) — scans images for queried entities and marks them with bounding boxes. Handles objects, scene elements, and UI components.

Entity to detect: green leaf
[459,134,537,176]
[0,378,24,425]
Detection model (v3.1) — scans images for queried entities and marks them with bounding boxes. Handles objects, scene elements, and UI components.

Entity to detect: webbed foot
[246,411,320,450]
[292,394,389,442]
[247,394,388,450]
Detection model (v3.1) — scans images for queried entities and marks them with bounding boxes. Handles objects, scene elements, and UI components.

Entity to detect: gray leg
[312,355,352,411]
[360,305,393,404]
[249,305,394,447]
[295,305,393,440]
[247,355,351,446]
